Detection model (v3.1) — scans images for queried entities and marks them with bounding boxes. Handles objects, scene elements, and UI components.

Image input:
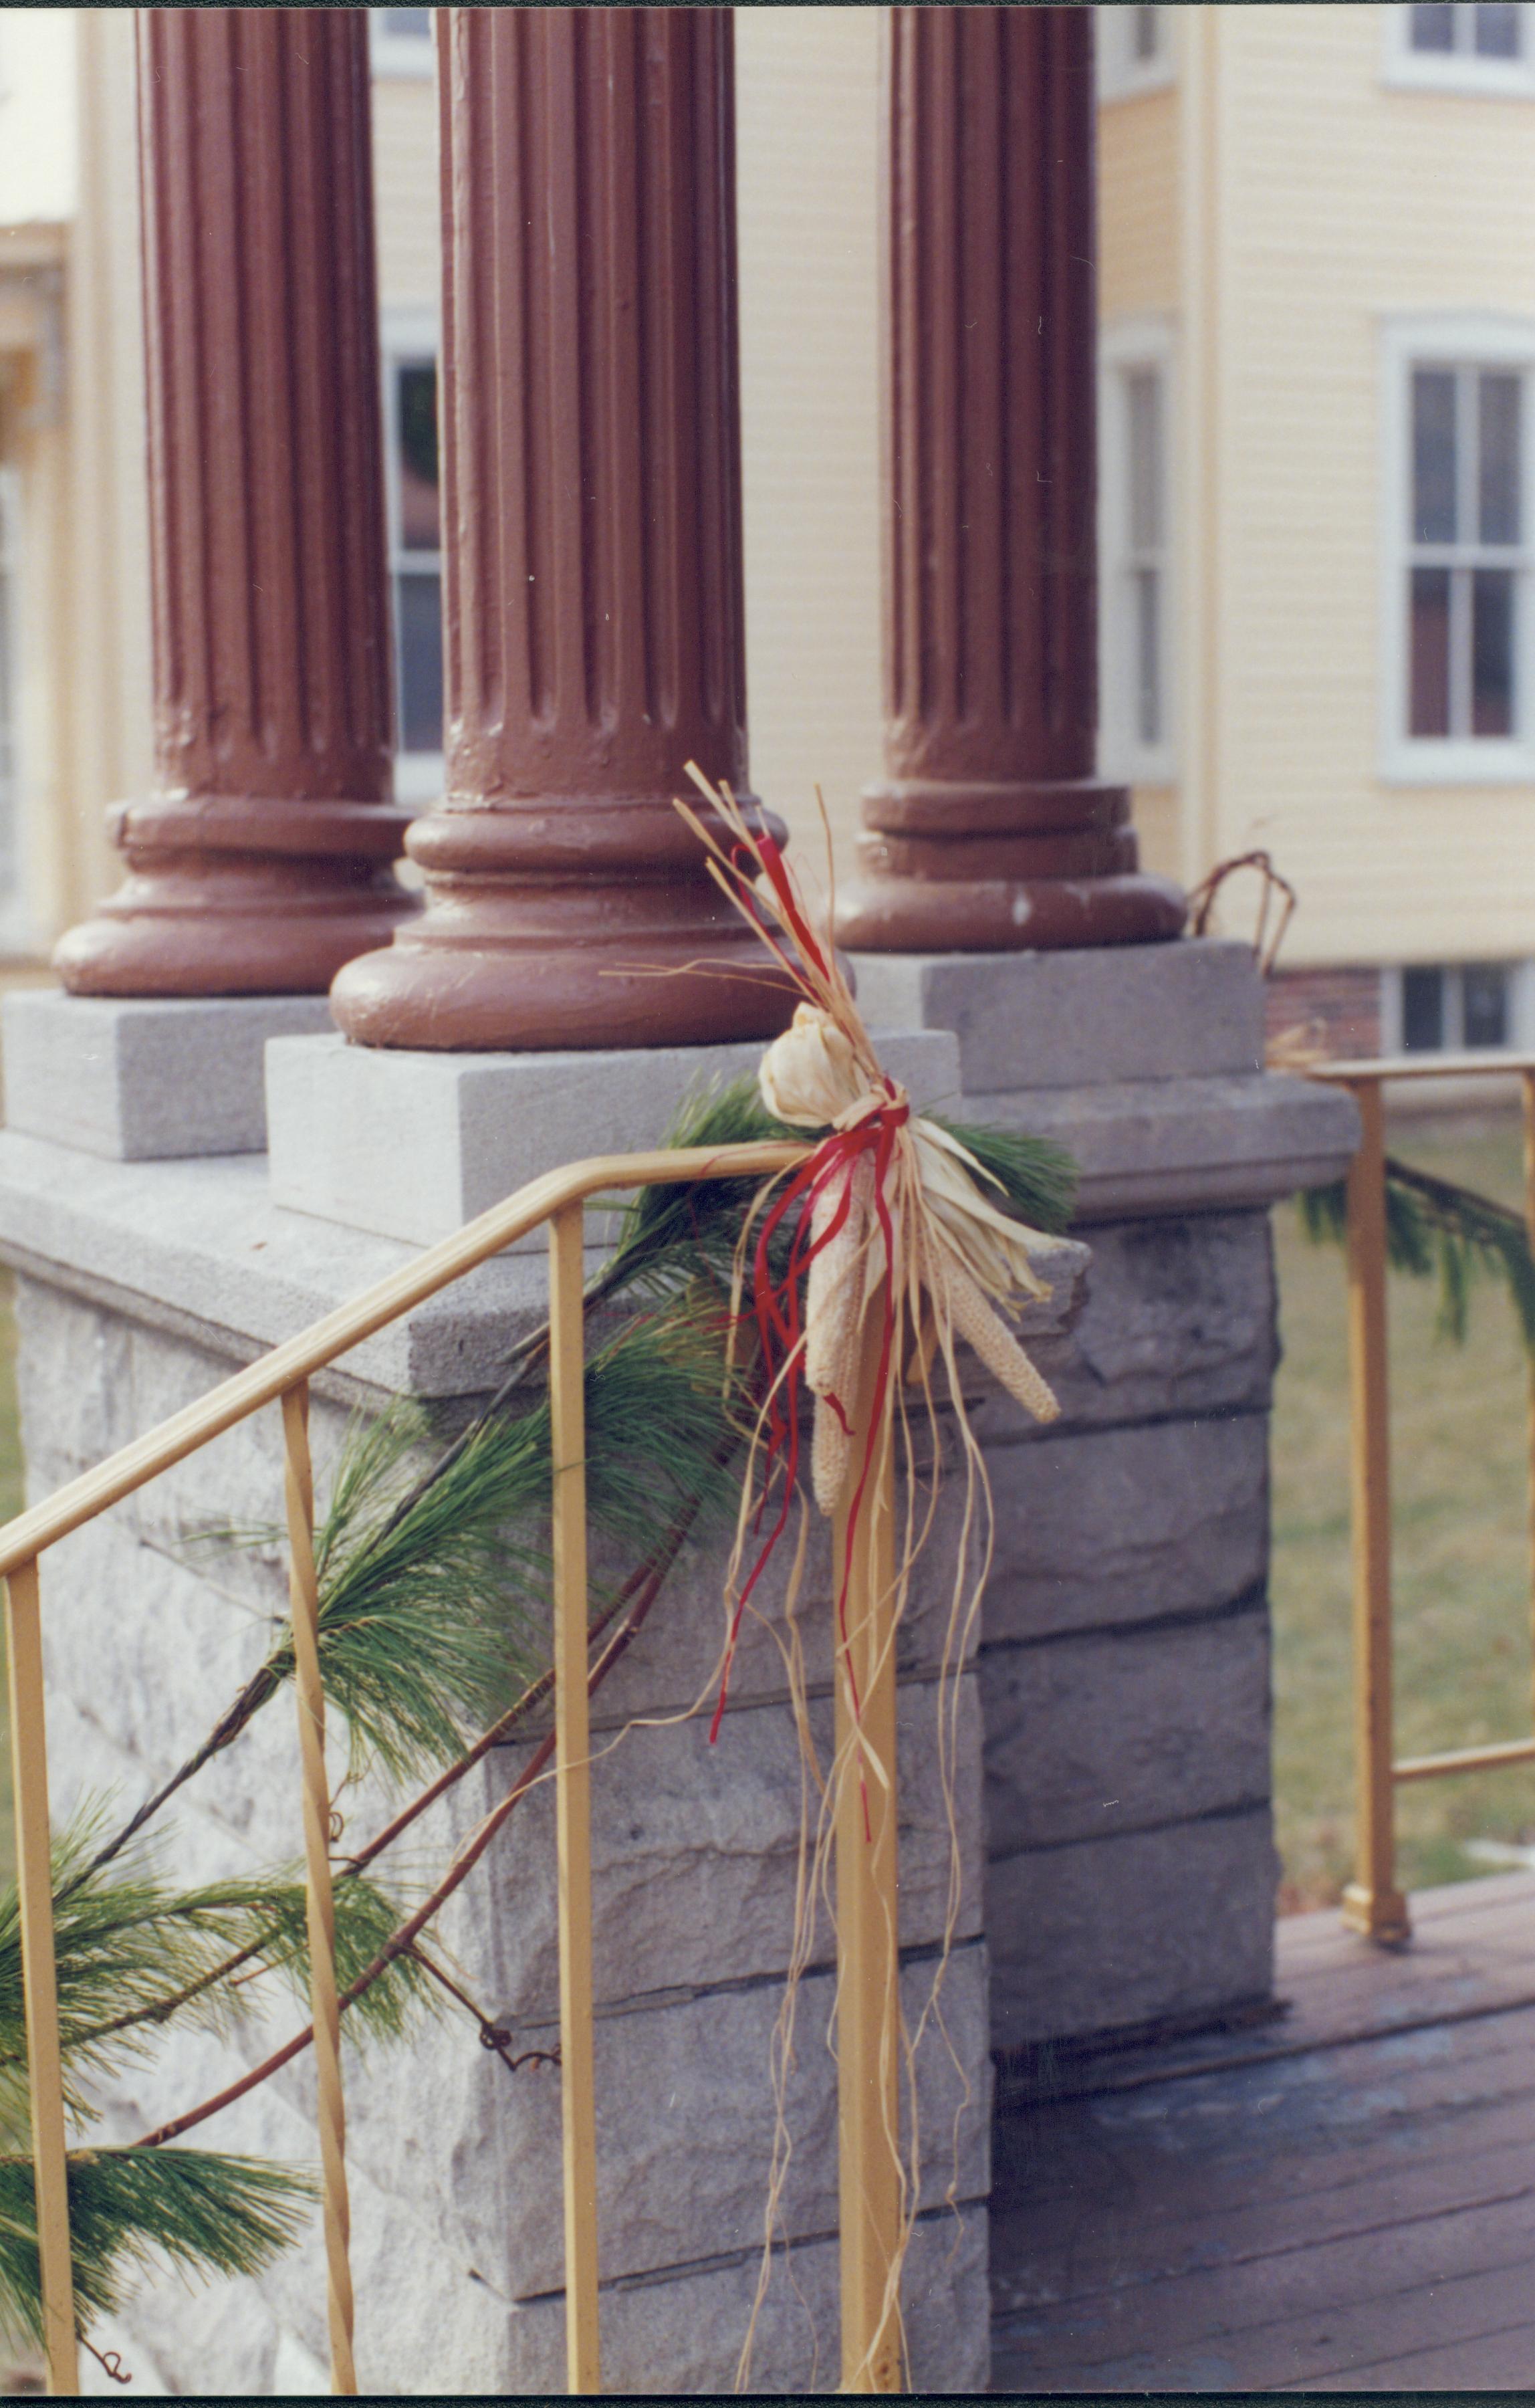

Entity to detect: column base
[835,869,1187,954]
[53,796,418,999]
[329,895,799,1052]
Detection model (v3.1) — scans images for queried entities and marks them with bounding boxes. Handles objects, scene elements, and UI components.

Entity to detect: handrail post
[5,1557,78,2395]
[834,1293,904,2393]
[549,1202,600,2395]
[1339,1078,1410,1945]
[282,1382,357,2395]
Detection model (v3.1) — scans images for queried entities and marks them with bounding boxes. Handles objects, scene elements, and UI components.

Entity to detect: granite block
[265,1026,963,1246]
[983,1412,1270,1645]
[967,1070,1359,1222]
[847,938,1266,1093]
[981,1603,1271,1853]
[3,990,334,1160]
[987,1805,1279,2050]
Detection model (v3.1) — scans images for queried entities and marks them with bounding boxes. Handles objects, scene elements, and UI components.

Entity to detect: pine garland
[1300,1155,1535,1350]
[0,1076,1079,2358]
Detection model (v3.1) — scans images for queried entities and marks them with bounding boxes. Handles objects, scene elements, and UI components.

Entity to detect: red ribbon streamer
[709,1091,909,1748]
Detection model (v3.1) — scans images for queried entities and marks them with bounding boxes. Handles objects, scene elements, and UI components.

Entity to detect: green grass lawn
[1272,1110,1535,1909]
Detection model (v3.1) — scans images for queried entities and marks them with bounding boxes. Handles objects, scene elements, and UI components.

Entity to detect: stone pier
[0,1019,1016,2394]
[850,940,1359,2054]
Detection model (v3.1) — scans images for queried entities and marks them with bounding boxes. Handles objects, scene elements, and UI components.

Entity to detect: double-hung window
[1383,318,1535,780]
[1098,324,1175,782]
[1385,3,1535,92]
[381,314,443,803]
[1384,960,1531,1051]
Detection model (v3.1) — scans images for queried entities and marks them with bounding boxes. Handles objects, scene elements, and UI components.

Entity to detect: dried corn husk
[805,1154,876,1511]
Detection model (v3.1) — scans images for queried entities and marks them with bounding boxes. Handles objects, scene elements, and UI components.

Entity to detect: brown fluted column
[836,7,1184,956]
[55,9,413,998]
[331,7,794,1053]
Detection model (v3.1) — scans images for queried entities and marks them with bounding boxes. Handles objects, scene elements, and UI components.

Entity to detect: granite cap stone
[3,990,335,1160]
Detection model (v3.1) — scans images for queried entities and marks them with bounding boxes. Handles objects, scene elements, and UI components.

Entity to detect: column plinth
[330,9,794,1053]
[835,7,1183,957]
[54,9,412,1000]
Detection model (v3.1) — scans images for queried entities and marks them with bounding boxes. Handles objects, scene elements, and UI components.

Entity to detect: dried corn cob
[939,1254,1060,1424]
[806,1156,872,1511]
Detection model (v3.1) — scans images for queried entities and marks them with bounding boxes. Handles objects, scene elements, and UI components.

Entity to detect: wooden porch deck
[989,1872,1535,2393]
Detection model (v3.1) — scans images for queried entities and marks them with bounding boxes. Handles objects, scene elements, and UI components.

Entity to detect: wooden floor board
[990,1875,1535,2393]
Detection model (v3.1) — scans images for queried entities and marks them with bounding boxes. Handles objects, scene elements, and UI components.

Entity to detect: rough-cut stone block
[3,990,334,1159]
[113,2114,987,2395]
[987,1805,1278,2050]
[266,1026,963,1246]
[982,1412,1270,1645]
[36,1513,982,1998]
[848,939,1265,1093]
[467,1675,983,2011]
[981,1603,1270,1854]
[966,1070,1359,1222]
[997,1210,1279,1434]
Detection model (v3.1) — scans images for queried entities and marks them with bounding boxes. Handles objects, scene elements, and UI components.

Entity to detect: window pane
[1479,372,1521,544]
[1472,567,1514,735]
[1134,568,1161,746]
[384,10,431,35]
[1409,566,1451,735]
[1403,968,1445,1051]
[1127,369,1162,552]
[1463,963,1510,1047]
[398,571,443,754]
[1412,369,1457,543]
[396,362,440,552]
[1131,7,1160,61]
[1410,3,1457,47]
[1475,2,1521,54]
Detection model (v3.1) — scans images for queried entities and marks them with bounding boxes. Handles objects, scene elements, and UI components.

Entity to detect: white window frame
[380,306,443,808]
[1381,959,1535,1050]
[1098,316,1177,786]
[1380,312,1535,785]
[1096,5,1176,103]
[368,8,435,82]
[1383,3,1535,96]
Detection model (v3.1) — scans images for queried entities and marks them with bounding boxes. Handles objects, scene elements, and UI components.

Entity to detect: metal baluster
[549,1202,600,2393]
[833,1297,903,2391]
[282,1383,357,2393]
[5,1557,77,2395]
[1339,1078,1409,1945]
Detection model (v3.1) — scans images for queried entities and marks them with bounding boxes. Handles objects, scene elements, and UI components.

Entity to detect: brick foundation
[1266,966,1381,1062]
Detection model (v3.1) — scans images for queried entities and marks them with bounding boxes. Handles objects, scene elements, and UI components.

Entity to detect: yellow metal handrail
[0,1139,909,2395]
[1306,1053,1535,1944]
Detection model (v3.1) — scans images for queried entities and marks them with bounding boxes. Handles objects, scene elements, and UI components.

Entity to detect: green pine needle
[606,1078,803,1303]
[608,1077,1080,1294]
[0,1818,427,2141]
[925,1113,1079,1234]
[0,2147,313,2350]
[1300,1156,1535,1351]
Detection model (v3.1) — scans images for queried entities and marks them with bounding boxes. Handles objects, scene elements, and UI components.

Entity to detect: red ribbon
[709,1091,909,1747]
